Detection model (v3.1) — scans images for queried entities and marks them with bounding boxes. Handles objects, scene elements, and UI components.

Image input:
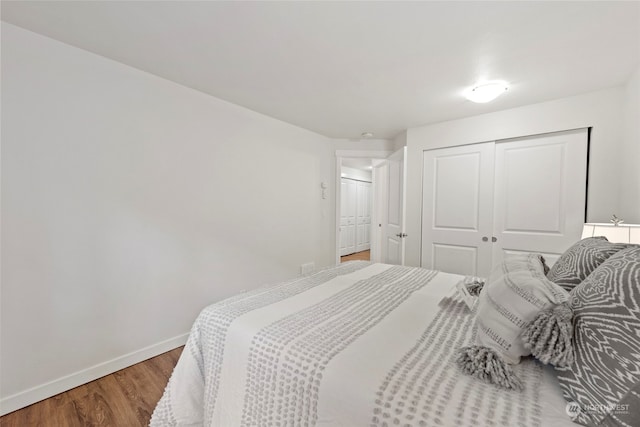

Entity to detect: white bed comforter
[150,262,577,427]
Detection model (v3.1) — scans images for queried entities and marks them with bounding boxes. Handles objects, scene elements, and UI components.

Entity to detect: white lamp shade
[582,223,640,244]
[581,224,594,239]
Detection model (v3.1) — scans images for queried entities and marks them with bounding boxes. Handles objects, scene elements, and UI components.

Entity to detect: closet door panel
[433,153,481,230]
[432,244,478,276]
[356,181,371,252]
[492,129,588,266]
[500,143,564,233]
[340,178,357,256]
[421,143,495,276]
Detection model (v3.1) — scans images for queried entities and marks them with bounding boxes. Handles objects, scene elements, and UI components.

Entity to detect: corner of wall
[620,65,640,223]
[392,131,408,151]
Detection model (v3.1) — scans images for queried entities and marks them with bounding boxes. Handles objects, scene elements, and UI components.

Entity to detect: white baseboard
[0,333,189,416]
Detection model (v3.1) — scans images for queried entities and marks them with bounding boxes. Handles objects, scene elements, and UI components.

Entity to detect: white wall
[392,131,407,150]
[620,65,640,223]
[404,87,632,267]
[0,23,337,413]
[332,138,395,152]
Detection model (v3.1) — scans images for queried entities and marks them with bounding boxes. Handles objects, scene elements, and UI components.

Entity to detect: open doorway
[339,158,373,263]
[335,150,392,265]
[335,147,407,266]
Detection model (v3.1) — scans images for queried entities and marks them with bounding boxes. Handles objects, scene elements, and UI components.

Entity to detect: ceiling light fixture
[361,132,374,138]
[464,81,509,103]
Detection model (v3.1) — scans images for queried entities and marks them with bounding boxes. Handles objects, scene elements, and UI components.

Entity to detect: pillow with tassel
[555,246,640,426]
[456,253,572,390]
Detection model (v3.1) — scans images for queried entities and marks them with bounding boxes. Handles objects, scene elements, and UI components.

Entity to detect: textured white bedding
[151,262,578,426]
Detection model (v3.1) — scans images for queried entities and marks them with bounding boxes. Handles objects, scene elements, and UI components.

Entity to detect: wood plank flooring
[340,249,370,262]
[0,346,182,427]
[2,252,366,426]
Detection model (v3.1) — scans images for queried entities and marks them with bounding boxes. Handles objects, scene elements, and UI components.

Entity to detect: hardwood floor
[1,253,362,426]
[0,346,182,427]
[341,249,370,262]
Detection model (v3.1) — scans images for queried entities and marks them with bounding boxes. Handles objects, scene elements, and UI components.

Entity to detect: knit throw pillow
[476,254,569,364]
[547,237,630,292]
[456,254,569,390]
[556,246,640,426]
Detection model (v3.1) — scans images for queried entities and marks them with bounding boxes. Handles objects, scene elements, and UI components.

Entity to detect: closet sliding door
[421,128,588,277]
[421,142,495,276]
[492,129,588,267]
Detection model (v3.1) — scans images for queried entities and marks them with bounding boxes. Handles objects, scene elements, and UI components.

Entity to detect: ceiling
[2,1,639,139]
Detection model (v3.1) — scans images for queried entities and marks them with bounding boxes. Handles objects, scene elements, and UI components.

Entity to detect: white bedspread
[150,262,577,427]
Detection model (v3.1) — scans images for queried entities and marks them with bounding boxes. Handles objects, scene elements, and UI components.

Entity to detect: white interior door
[340,178,357,256]
[356,181,371,252]
[421,143,495,276]
[371,161,388,263]
[492,129,588,266]
[384,147,407,265]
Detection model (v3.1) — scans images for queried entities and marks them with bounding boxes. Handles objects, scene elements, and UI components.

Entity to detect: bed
[150,260,587,427]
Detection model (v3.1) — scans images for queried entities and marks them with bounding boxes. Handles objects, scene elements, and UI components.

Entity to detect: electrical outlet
[300,262,315,275]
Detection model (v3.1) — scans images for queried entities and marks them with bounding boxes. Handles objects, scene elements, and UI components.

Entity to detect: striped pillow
[547,237,630,291]
[476,253,569,364]
[556,246,640,426]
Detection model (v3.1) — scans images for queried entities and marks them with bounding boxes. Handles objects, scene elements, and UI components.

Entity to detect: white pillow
[457,253,571,389]
[476,253,569,364]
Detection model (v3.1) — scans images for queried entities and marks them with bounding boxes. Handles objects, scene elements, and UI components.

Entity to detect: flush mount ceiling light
[464,81,509,103]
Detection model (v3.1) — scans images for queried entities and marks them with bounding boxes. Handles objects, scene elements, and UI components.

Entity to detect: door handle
[492,237,497,242]
[482,236,488,242]
[396,233,408,238]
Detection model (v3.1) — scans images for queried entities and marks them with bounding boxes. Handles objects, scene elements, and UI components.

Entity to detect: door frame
[335,150,392,265]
